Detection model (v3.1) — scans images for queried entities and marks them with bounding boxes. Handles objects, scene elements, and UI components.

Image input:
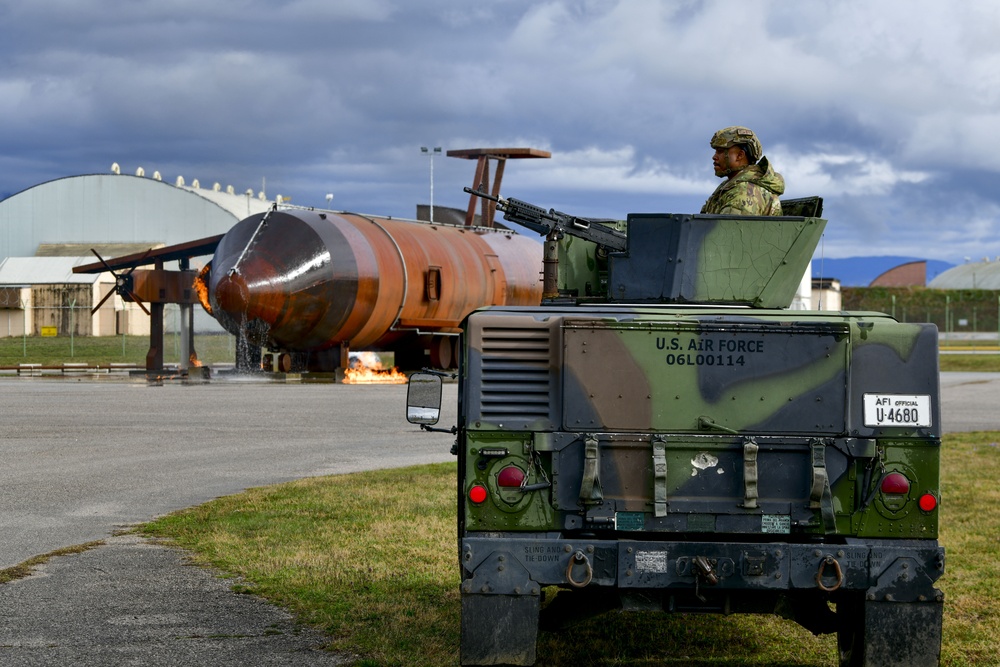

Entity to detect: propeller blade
[125,290,151,316]
[90,248,119,277]
[91,287,116,315]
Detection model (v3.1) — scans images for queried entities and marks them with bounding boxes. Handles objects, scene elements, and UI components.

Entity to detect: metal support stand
[447,148,551,227]
[146,259,165,372]
[179,303,193,371]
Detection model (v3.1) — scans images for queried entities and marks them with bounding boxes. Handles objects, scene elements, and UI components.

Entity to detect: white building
[0,169,276,337]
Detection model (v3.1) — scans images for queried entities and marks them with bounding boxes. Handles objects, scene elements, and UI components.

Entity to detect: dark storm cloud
[1,0,999,261]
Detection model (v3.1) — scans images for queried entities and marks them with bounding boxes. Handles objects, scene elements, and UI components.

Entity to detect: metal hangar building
[0,166,277,338]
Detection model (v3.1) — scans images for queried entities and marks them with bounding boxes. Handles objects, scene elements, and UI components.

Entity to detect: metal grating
[479,326,552,420]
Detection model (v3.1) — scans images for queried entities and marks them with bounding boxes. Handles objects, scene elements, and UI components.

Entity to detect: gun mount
[464,187,627,251]
[466,188,826,308]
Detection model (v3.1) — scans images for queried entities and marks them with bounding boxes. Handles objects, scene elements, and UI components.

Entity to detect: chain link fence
[0,302,237,366]
[842,287,1000,341]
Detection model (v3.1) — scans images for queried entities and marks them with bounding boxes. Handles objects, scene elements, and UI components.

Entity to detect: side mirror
[406,372,442,425]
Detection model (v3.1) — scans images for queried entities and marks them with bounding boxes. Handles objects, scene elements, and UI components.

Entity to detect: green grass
[145,465,459,666]
[0,334,237,367]
[141,435,1000,667]
[937,354,1000,372]
[935,432,1000,666]
[0,541,105,584]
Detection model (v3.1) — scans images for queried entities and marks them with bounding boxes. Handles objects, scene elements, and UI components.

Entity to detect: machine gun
[464,187,627,252]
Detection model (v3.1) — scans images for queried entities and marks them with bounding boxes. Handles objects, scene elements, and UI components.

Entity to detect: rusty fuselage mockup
[204,209,543,368]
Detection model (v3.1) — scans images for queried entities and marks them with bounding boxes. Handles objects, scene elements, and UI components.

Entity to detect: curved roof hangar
[0,173,272,261]
[928,260,1000,289]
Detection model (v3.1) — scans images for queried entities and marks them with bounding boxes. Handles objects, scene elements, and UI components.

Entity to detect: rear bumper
[461,535,944,602]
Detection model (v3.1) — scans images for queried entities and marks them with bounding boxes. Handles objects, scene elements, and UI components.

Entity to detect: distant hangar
[928,259,1000,290]
[0,168,277,337]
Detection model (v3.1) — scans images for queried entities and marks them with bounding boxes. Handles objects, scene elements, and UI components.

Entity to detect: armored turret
[468,188,825,308]
[554,198,825,308]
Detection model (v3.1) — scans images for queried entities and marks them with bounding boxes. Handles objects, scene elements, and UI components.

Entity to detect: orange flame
[189,353,204,368]
[194,263,212,314]
[343,352,407,384]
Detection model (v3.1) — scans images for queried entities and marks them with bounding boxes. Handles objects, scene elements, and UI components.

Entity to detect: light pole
[421,146,441,222]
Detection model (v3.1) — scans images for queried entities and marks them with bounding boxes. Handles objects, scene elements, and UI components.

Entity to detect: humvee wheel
[836,594,865,666]
[461,592,540,666]
[837,594,942,667]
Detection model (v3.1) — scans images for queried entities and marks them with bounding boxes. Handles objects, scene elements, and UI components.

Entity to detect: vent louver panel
[479,326,553,422]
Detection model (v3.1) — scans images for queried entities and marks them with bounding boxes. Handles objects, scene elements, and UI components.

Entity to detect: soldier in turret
[701,126,784,216]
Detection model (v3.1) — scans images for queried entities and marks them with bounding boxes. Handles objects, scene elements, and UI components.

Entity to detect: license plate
[863,394,932,427]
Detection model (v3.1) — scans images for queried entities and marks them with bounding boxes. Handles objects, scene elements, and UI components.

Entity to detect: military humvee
[406,195,944,667]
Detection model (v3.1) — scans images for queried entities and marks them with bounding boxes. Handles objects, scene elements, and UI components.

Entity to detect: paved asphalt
[0,375,456,665]
[0,378,457,570]
[0,372,993,665]
[937,371,1000,432]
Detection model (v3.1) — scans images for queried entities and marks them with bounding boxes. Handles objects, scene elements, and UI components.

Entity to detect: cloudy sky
[2,0,999,263]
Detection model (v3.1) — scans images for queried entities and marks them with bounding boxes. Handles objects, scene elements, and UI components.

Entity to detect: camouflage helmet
[710,126,762,164]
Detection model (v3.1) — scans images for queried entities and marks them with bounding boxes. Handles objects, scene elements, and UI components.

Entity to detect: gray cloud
[1,0,999,261]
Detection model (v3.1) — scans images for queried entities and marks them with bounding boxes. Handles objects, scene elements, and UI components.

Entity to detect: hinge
[652,435,668,517]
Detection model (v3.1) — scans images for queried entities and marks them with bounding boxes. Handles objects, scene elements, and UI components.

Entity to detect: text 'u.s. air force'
[657,335,765,367]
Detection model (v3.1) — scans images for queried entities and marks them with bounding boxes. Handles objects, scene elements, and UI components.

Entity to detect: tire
[836,593,866,667]
[837,594,942,667]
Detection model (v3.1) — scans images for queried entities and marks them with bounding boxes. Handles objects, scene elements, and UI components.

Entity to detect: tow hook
[816,555,844,592]
[692,556,719,584]
[692,555,718,602]
[565,550,593,588]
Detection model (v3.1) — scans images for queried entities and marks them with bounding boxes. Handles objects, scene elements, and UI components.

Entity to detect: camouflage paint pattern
[555,220,624,299]
[710,126,764,164]
[701,156,785,217]
[451,208,943,666]
[555,214,825,308]
[608,214,825,306]
[461,307,940,542]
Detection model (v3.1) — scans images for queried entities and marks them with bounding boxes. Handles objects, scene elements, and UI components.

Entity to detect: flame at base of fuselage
[343,352,407,384]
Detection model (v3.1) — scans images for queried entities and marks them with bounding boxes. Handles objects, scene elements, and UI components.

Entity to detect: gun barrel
[465,188,627,251]
[463,187,503,204]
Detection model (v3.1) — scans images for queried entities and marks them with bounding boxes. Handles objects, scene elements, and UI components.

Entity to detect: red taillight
[497,466,526,488]
[919,493,938,512]
[881,472,911,495]
[469,484,488,504]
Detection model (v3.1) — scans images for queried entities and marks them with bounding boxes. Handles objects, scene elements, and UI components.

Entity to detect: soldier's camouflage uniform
[701,156,785,216]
